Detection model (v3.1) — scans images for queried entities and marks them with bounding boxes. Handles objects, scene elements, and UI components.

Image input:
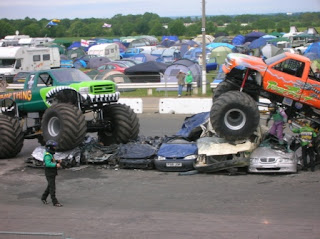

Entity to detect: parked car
[248,134,299,173]
[155,138,197,172]
[97,62,128,73]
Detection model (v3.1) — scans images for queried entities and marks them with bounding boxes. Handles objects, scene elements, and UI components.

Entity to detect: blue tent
[162,35,179,41]
[206,42,235,50]
[183,47,211,63]
[248,36,276,49]
[304,42,320,60]
[245,31,266,43]
[160,39,176,47]
[232,35,245,46]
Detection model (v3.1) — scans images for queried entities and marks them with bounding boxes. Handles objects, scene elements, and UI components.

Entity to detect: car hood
[157,143,198,157]
[250,146,294,159]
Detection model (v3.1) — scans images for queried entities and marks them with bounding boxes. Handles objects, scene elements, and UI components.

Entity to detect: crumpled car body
[194,126,264,173]
[155,138,198,172]
[248,134,299,173]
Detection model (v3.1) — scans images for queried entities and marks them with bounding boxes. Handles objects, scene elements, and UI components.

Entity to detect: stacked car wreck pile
[26,111,304,174]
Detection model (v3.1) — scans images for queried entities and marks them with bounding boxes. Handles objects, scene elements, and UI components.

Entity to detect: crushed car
[155,137,198,172]
[248,134,300,173]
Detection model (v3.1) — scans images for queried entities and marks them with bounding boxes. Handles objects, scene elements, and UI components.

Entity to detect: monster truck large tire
[0,114,24,159]
[98,103,140,145]
[41,103,87,151]
[210,91,260,141]
[213,80,239,101]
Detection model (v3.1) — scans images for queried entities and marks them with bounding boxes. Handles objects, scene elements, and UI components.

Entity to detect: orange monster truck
[210,52,320,144]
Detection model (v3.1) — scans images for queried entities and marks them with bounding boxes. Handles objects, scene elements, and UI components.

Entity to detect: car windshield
[51,69,93,83]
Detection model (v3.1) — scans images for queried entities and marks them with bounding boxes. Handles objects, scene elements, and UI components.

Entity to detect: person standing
[41,140,63,207]
[288,120,317,172]
[266,103,288,145]
[185,71,193,96]
[177,70,186,97]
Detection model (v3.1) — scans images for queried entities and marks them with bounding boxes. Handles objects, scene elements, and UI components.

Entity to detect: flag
[102,23,112,28]
[81,39,89,47]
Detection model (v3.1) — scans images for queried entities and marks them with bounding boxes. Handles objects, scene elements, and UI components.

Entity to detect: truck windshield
[0,59,16,68]
[265,53,286,65]
[51,69,93,83]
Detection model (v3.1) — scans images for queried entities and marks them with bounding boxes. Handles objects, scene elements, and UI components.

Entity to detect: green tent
[210,46,232,65]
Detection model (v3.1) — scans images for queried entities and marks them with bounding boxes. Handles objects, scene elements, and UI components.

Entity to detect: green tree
[253,18,275,32]
[23,23,42,37]
[149,20,165,36]
[0,20,15,38]
[276,20,290,33]
[168,20,186,36]
[225,22,241,35]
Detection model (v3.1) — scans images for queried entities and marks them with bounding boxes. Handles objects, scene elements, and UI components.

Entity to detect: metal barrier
[0,231,70,239]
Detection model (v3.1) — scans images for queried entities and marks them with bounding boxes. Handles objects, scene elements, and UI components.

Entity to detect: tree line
[0,12,319,39]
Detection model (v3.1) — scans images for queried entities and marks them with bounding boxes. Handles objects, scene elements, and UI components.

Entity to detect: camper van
[0,46,60,83]
[88,43,120,61]
[18,37,54,47]
[0,35,30,47]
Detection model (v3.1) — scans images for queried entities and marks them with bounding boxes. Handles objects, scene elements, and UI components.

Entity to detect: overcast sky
[0,0,319,20]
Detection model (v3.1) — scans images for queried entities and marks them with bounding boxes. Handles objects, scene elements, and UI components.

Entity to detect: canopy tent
[261,44,284,59]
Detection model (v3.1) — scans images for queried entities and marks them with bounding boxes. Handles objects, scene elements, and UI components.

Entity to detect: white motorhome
[18,37,54,47]
[88,43,120,60]
[0,35,30,47]
[0,46,60,83]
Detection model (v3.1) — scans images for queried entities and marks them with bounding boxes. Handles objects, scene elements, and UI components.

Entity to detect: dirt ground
[0,113,320,239]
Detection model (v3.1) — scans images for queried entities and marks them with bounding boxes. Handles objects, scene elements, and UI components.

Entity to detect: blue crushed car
[155,137,198,172]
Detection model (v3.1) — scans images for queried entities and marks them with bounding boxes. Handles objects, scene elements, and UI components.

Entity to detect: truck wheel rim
[48,117,60,137]
[224,109,246,130]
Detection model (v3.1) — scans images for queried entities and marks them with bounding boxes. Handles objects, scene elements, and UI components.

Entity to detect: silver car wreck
[248,134,299,173]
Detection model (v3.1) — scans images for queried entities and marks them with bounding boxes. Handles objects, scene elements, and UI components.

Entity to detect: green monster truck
[0,68,139,158]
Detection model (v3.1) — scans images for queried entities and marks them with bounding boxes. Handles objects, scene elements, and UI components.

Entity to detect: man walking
[41,140,63,207]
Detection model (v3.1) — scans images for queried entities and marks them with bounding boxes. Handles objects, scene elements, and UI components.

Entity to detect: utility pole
[201,0,207,95]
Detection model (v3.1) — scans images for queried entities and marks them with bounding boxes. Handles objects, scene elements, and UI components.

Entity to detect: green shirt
[185,74,193,84]
[291,126,317,146]
[44,152,56,167]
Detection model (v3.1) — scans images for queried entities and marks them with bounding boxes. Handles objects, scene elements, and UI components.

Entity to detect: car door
[263,57,306,103]
[299,67,320,109]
